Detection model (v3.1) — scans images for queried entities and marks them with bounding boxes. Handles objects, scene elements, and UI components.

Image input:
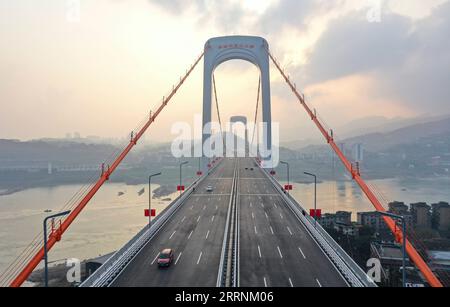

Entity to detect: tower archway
[202,36,272,169]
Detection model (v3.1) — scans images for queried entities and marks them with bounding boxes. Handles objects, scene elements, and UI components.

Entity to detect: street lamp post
[179,161,188,195]
[280,161,290,194]
[148,172,162,228]
[43,210,71,287]
[377,211,407,287]
[304,172,317,228]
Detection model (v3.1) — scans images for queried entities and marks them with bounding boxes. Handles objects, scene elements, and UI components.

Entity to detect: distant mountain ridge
[0,139,123,167]
[336,114,450,139]
[343,117,450,152]
[282,114,450,151]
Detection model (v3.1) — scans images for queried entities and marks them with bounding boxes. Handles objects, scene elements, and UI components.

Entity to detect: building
[320,213,336,228]
[358,211,388,233]
[388,201,409,215]
[428,250,450,287]
[370,242,423,287]
[411,202,431,229]
[432,202,450,231]
[319,211,358,236]
[335,211,352,225]
[334,222,359,236]
[358,209,413,234]
[371,242,410,268]
[319,211,352,227]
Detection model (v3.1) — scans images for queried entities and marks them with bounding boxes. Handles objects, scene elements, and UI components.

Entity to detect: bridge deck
[238,158,347,287]
[111,158,347,287]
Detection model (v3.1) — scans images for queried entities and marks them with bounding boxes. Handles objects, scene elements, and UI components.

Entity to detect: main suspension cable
[212,73,225,148]
[267,48,443,288]
[3,51,204,287]
[251,76,261,146]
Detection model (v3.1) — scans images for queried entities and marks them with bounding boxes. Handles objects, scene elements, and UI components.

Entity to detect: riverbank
[0,182,179,198]
[28,260,88,287]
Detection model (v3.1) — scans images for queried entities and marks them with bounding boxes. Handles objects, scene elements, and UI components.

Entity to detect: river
[0,183,177,276]
[0,177,448,276]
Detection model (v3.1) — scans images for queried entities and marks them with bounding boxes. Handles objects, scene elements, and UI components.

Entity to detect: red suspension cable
[267,50,443,288]
[7,52,204,287]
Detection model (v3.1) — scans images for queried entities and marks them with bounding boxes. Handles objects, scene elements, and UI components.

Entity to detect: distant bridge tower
[202,36,272,169]
[230,116,249,157]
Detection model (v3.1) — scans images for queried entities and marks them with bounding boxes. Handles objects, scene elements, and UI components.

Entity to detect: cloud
[385,1,450,111]
[145,0,326,36]
[256,0,318,34]
[287,1,450,114]
[301,12,416,83]
[146,0,248,32]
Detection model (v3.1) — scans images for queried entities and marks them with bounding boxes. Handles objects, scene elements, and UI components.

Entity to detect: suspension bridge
[0,36,444,287]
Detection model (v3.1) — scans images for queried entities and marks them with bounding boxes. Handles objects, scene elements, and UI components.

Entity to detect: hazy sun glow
[0,0,448,142]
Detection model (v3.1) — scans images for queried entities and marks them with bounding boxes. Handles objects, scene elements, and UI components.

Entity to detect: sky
[0,0,449,143]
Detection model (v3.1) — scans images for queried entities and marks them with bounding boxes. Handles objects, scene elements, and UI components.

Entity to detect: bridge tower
[202,36,272,169]
[229,116,249,157]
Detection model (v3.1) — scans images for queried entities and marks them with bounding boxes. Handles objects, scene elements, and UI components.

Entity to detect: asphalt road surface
[111,158,235,287]
[238,158,348,287]
[111,157,348,287]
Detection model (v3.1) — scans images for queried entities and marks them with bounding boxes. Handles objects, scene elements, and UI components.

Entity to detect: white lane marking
[175,252,182,265]
[289,278,294,287]
[216,205,218,210]
[181,216,186,223]
[274,203,278,209]
[280,213,284,219]
[252,212,255,219]
[169,231,176,240]
[250,203,253,207]
[277,246,283,259]
[190,205,193,210]
[270,226,274,235]
[265,212,269,220]
[298,247,306,259]
[258,245,262,258]
[260,203,264,208]
[254,226,258,235]
[208,198,210,201]
[188,230,193,239]
[151,253,160,265]
[263,277,268,287]
[197,216,201,222]
[316,279,322,287]
[197,251,203,264]
[203,205,206,211]
[211,215,215,222]
[287,226,293,235]
[206,230,210,239]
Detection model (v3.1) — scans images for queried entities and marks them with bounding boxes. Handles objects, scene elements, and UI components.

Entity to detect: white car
[206,186,214,192]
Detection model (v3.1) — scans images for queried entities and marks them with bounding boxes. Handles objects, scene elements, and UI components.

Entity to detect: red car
[157,249,174,267]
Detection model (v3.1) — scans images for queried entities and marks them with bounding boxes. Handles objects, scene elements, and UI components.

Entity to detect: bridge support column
[201,36,272,170]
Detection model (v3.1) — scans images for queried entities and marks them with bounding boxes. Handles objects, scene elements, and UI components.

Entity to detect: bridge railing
[260,164,377,287]
[80,159,224,287]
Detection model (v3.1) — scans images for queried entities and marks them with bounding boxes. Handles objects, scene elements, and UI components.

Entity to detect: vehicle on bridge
[206,186,214,192]
[157,249,174,268]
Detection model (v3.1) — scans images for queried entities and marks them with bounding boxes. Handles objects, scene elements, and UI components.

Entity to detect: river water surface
[0,177,448,276]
